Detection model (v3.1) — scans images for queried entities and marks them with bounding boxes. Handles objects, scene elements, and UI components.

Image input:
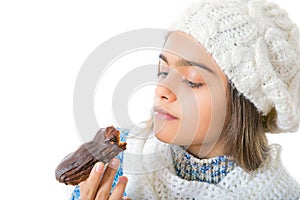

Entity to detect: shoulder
[257,144,300,198]
[219,144,300,198]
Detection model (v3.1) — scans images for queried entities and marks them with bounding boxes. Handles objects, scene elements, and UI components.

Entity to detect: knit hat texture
[171,0,300,133]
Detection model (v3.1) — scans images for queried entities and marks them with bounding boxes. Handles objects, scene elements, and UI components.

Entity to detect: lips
[153,106,178,120]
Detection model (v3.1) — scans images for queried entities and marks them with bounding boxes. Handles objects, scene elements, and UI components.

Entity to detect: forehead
[162,31,221,73]
[163,31,209,63]
[162,31,228,87]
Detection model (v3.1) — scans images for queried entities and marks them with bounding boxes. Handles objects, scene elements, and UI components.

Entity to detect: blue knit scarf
[170,144,235,184]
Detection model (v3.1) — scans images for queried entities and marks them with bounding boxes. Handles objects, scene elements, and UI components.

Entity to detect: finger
[109,176,128,200]
[95,158,120,200]
[80,162,105,199]
[122,197,132,200]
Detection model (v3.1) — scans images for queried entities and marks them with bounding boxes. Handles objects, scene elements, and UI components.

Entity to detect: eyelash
[157,72,204,89]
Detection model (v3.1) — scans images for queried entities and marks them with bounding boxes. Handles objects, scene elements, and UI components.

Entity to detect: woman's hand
[79,158,129,200]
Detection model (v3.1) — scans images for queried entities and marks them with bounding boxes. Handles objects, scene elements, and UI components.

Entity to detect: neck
[187,140,226,158]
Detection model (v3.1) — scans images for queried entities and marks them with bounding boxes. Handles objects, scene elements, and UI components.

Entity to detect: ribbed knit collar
[170,144,236,184]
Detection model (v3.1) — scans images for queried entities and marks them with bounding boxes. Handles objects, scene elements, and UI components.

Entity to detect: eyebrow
[159,53,215,74]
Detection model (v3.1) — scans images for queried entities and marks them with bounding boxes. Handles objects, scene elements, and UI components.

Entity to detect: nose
[154,83,176,102]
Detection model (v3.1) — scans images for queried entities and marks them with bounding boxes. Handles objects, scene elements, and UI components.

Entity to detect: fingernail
[119,176,128,183]
[122,197,130,200]
[108,158,119,169]
[95,162,104,173]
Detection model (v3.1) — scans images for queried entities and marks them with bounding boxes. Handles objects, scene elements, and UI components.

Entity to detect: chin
[153,125,176,144]
[154,133,172,144]
[154,130,185,145]
[154,118,192,145]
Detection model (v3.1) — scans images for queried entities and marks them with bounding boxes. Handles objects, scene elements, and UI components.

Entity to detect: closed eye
[157,71,204,89]
[183,79,204,88]
[157,72,168,78]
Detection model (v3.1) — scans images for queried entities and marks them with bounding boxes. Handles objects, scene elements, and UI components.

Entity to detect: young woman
[71,0,300,199]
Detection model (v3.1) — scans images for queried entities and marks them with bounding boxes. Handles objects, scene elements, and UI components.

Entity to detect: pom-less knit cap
[171,0,300,133]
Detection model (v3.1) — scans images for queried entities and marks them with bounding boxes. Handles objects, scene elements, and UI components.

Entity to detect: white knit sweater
[123,127,300,199]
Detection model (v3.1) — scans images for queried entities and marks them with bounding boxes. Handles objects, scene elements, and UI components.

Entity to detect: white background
[0,0,299,199]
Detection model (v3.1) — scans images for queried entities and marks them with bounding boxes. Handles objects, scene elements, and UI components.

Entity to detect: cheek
[196,84,227,144]
[189,90,212,143]
[154,88,213,145]
[154,119,181,144]
[178,87,223,145]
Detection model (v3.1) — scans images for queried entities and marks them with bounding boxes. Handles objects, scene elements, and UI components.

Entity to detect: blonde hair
[221,81,269,172]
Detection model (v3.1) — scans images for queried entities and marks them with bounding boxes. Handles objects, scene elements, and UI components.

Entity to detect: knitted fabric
[70,127,300,199]
[170,144,235,184]
[123,127,300,199]
[171,0,300,133]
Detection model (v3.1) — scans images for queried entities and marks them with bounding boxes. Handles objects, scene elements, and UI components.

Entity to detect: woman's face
[153,31,228,157]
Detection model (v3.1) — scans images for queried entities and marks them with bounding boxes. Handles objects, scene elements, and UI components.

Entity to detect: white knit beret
[171,0,300,133]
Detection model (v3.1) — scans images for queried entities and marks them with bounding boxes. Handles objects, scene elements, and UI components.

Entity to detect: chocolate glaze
[55,126,127,185]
